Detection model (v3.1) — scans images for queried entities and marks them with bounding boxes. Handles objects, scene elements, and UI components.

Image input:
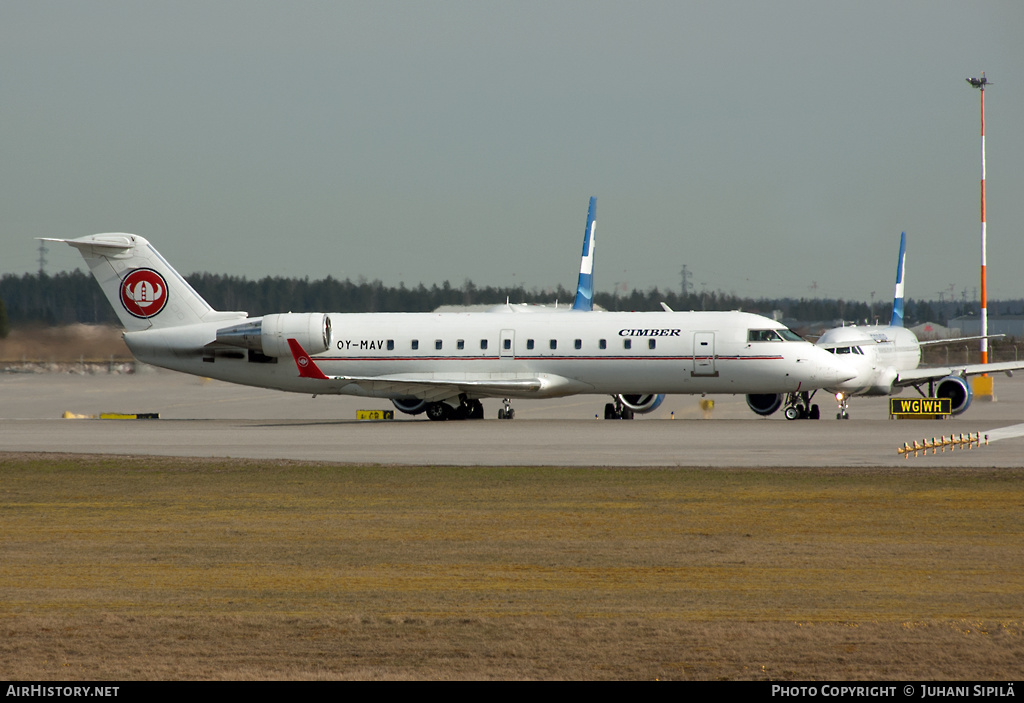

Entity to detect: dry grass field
[0,325,130,363]
[0,453,1022,680]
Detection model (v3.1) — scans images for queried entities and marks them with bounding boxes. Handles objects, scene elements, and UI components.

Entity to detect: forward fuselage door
[693,332,717,376]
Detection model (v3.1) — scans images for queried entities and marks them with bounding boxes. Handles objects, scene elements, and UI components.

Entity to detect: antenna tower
[37,241,48,276]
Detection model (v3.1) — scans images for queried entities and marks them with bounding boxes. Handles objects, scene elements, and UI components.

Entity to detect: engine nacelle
[616,394,665,414]
[215,313,331,357]
[392,398,429,416]
[935,375,973,415]
[746,393,783,416]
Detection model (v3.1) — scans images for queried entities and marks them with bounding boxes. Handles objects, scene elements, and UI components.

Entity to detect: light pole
[966,72,994,398]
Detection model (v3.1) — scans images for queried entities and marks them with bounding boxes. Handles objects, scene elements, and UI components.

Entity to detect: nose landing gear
[497,398,515,420]
[835,392,850,420]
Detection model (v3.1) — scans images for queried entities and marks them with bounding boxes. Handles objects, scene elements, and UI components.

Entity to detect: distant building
[910,321,961,340]
[948,314,1024,340]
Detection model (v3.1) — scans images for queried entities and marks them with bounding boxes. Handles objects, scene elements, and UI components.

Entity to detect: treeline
[2,270,1021,330]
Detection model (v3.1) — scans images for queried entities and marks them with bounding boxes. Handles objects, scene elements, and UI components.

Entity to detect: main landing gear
[783,391,820,421]
[604,396,634,420]
[425,396,485,421]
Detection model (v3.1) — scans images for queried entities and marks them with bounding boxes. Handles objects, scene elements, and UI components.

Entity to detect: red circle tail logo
[120,269,168,318]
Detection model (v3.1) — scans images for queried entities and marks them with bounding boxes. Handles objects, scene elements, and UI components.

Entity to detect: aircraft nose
[820,356,858,384]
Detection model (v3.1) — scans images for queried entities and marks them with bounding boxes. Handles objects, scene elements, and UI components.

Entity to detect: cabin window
[503,339,511,350]
[527,339,535,350]
[574,339,582,350]
[649,339,656,349]
[387,340,394,351]
[599,339,607,350]
[750,328,803,342]
[457,339,465,350]
[411,339,419,350]
[434,340,443,350]
[481,339,488,350]
[623,339,632,350]
[549,340,557,350]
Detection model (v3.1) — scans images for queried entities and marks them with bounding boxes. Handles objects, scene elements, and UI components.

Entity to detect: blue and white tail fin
[889,231,906,327]
[41,233,247,332]
[571,197,597,311]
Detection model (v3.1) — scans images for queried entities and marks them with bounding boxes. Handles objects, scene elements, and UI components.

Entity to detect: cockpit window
[749,329,803,342]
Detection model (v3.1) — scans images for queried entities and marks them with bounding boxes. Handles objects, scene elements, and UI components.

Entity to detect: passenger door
[693,332,717,376]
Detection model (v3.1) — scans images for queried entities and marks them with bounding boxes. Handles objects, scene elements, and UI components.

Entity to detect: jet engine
[215,313,331,357]
[935,375,973,415]
[616,394,665,414]
[392,398,429,416]
[746,393,783,416]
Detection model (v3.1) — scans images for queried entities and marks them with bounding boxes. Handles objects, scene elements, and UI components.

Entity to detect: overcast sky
[3,1,1023,303]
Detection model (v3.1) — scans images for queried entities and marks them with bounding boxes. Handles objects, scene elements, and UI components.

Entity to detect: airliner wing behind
[894,360,1024,387]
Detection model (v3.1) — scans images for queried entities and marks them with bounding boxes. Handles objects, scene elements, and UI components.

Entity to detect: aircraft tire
[426,403,451,421]
[784,406,800,421]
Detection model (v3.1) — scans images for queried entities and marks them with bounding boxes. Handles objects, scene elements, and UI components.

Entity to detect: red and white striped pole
[967,73,992,395]
[979,79,988,365]
[966,74,991,401]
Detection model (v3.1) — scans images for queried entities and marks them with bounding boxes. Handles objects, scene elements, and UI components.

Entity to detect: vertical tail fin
[571,196,597,311]
[42,233,246,332]
[889,231,907,327]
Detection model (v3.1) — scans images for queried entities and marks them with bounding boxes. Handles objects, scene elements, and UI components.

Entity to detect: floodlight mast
[966,72,990,366]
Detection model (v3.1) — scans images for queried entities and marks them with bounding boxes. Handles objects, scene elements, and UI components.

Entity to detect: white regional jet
[750,232,1024,420]
[47,230,856,421]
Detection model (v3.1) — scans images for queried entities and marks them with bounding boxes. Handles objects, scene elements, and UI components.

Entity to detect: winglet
[572,197,597,311]
[890,231,906,327]
[287,338,330,380]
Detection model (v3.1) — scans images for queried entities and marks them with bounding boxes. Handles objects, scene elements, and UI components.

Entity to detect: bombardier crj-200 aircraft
[47,221,856,421]
[487,197,668,419]
[748,232,1024,420]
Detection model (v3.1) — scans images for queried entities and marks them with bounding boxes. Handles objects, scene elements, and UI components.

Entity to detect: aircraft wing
[286,338,582,400]
[314,374,544,402]
[918,334,1004,347]
[894,360,1024,387]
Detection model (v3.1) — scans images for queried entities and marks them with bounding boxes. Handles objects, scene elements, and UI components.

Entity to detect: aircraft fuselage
[816,325,921,396]
[126,310,853,400]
